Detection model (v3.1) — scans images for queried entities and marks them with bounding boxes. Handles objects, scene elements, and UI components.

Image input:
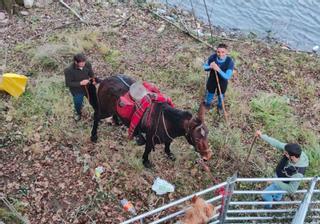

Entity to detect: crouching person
[255,130,309,209]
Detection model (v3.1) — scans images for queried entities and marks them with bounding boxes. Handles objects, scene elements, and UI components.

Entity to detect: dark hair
[74,53,86,63]
[217,43,228,49]
[285,143,301,158]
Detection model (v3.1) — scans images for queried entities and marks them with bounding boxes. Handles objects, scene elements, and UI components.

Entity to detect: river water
[160,0,320,52]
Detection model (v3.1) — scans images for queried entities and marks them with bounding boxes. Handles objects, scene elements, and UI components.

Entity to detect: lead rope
[162,111,174,141]
[84,84,90,104]
[152,107,163,147]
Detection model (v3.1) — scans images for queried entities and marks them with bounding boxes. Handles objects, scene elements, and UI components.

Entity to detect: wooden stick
[59,0,86,23]
[214,70,228,123]
[243,136,258,168]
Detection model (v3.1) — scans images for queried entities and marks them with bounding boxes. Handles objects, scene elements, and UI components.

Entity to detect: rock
[0,12,5,21]
[20,11,30,16]
[182,10,189,16]
[24,0,34,8]
[0,19,9,24]
[0,27,6,33]
[156,24,166,34]
[312,45,319,53]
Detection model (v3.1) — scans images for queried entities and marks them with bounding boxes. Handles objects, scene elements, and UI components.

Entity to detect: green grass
[103,49,122,71]
[251,92,320,176]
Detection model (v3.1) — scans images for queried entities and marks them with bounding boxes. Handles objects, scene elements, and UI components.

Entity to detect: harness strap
[116,75,131,88]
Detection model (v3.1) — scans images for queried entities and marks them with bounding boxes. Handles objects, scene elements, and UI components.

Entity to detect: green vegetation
[251,93,320,176]
[1,3,319,222]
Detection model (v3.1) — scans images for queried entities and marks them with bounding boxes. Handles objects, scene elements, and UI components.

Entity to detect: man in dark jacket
[203,43,234,113]
[255,130,309,208]
[64,53,95,121]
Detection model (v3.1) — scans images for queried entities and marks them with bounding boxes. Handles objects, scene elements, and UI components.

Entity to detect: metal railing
[122,176,319,224]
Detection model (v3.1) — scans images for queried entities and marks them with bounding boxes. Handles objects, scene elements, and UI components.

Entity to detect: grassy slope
[0,1,319,223]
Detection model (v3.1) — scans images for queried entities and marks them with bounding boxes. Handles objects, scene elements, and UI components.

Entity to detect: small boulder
[24,0,34,8]
[0,12,5,21]
[156,24,166,34]
[20,11,30,16]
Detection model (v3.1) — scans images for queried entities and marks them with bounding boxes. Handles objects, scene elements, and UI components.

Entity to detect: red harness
[115,82,174,139]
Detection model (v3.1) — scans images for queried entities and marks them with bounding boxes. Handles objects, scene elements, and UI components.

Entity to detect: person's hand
[80,79,89,86]
[255,130,262,138]
[210,62,220,72]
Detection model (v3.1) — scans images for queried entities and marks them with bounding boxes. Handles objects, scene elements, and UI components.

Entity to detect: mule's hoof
[143,160,153,169]
[135,135,146,146]
[167,153,176,161]
[91,135,98,143]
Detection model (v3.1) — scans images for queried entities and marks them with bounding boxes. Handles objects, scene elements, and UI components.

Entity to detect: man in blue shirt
[203,43,234,113]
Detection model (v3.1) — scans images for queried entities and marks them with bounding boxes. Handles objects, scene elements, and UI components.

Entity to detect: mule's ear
[197,102,206,123]
[191,195,198,204]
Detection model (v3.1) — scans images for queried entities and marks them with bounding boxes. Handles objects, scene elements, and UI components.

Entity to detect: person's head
[284,143,301,163]
[74,53,86,69]
[216,43,228,59]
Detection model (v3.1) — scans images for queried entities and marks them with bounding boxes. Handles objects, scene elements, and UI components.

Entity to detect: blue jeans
[73,94,85,115]
[262,183,283,209]
[204,92,224,109]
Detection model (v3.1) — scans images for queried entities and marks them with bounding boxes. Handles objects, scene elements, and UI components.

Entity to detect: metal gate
[122,176,319,224]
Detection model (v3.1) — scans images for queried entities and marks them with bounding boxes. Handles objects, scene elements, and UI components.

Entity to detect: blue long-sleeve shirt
[203,55,234,80]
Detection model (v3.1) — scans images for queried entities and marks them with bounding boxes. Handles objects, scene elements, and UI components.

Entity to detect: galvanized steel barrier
[122,176,319,224]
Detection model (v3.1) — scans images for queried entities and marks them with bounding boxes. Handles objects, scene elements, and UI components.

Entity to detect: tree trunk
[0,0,24,14]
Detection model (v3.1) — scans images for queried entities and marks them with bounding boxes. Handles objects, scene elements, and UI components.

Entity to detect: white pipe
[230,200,301,205]
[227,208,295,213]
[121,182,227,224]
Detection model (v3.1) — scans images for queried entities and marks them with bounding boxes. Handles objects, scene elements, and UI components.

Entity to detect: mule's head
[185,117,212,161]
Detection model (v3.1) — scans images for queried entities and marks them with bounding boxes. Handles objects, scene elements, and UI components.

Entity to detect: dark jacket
[261,134,309,193]
[64,62,94,95]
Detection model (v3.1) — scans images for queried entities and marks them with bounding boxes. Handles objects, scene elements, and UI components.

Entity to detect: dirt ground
[1,1,319,223]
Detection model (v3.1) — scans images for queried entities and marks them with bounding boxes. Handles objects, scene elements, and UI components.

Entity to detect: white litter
[152,177,175,195]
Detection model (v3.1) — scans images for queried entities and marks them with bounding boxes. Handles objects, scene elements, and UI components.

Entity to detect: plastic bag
[152,177,175,195]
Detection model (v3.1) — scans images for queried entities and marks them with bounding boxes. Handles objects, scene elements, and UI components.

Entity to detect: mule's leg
[90,110,100,142]
[142,140,154,168]
[164,142,176,161]
[112,114,120,125]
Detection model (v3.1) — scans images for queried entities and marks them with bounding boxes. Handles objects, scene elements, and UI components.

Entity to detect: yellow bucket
[0,73,28,98]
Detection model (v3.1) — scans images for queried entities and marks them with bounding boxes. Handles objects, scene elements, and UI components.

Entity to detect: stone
[0,19,9,24]
[20,11,30,16]
[24,0,34,8]
[0,12,5,20]
[156,24,166,34]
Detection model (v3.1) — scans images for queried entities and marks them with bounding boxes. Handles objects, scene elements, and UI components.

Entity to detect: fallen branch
[147,9,213,49]
[0,194,30,224]
[147,7,237,50]
[59,0,87,23]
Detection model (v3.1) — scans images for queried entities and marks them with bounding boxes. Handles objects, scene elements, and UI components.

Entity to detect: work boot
[134,134,146,146]
[217,106,224,116]
[73,113,81,121]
